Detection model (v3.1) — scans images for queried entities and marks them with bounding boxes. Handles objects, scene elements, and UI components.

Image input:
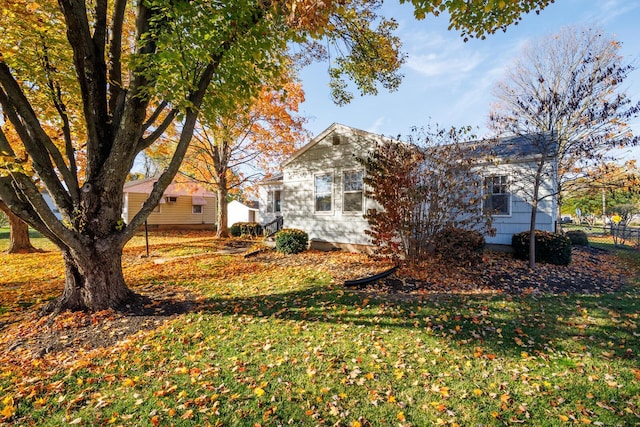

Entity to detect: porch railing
[263,216,283,237]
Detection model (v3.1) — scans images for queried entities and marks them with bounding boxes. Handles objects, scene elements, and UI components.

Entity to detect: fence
[610,224,640,247]
[564,222,640,248]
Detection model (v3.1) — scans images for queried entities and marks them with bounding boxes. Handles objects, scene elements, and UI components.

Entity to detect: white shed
[227,200,258,227]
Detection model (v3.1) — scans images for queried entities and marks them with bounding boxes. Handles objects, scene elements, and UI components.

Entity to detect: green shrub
[275,228,308,254]
[230,222,262,237]
[512,230,571,265]
[565,230,589,246]
[229,223,242,237]
[433,226,485,265]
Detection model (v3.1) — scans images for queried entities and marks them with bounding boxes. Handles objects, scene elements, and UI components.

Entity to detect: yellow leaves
[439,386,450,398]
[473,389,483,397]
[254,387,266,397]
[122,377,136,387]
[1,396,16,420]
[396,411,406,422]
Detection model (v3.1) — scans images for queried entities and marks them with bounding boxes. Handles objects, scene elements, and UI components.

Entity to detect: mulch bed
[356,246,633,297]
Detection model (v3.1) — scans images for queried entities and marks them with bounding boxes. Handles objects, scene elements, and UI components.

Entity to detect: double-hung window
[266,190,281,214]
[484,175,511,216]
[343,170,364,212]
[315,173,333,213]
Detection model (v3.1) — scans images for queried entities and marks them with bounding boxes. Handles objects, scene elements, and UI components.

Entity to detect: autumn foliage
[360,126,494,265]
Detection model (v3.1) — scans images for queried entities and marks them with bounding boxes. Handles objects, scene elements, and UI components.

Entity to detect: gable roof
[283,124,555,168]
[124,177,216,198]
[468,133,556,161]
[283,123,397,167]
[228,200,259,211]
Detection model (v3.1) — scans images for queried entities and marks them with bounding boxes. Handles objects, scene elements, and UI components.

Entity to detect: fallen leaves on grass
[0,232,638,426]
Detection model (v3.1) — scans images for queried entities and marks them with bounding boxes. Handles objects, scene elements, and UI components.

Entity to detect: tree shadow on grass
[197,283,640,363]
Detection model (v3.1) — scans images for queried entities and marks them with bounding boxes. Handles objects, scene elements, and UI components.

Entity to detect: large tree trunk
[42,243,136,314]
[0,200,38,254]
[216,186,230,238]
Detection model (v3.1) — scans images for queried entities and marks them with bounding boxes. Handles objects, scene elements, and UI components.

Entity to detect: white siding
[258,183,283,224]
[480,162,556,245]
[227,200,257,227]
[283,130,376,245]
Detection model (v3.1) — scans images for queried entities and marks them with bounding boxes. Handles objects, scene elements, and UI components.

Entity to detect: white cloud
[367,117,386,134]
[406,51,485,78]
[597,0,639,24]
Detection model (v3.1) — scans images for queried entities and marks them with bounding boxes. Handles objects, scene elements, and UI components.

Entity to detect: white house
[227,200,259,227]
[259,123,557,250]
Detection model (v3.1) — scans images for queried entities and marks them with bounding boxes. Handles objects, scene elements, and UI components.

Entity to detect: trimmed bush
[512,230,571,265]
[433,226,485,266]
[566,230,589,246]
[229,223,242,237]
[275,228,308,254]
[230,222,263,237]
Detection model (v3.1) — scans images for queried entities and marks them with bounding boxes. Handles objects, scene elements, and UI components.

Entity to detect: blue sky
[298,0,640,159]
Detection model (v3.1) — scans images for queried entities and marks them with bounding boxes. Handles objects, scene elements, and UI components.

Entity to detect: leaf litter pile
[369,246,631,297]
[1,232,639,425]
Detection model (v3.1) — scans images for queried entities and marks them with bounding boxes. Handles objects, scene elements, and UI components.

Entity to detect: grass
[0,231,639,426]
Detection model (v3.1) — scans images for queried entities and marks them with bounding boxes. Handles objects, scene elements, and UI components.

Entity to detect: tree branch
[0,76,73,213]
[108,0,127,119]
[137,108,178,152]
[58,0,110,178]
[121,60,218,242]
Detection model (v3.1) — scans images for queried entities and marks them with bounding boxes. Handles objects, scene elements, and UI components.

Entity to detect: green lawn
[0,232,639,426]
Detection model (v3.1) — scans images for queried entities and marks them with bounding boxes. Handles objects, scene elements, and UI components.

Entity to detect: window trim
[314,172,334,215]
[267,189,282,214]
[192,205,203,214]
[342,169,364,214]
[483,174,511,217]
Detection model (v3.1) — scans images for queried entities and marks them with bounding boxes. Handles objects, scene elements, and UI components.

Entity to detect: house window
[192,205,203,214]
[343,170,363,212]
[484,175,511,216]
[315,173,333,213]
[266,190,281,214]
